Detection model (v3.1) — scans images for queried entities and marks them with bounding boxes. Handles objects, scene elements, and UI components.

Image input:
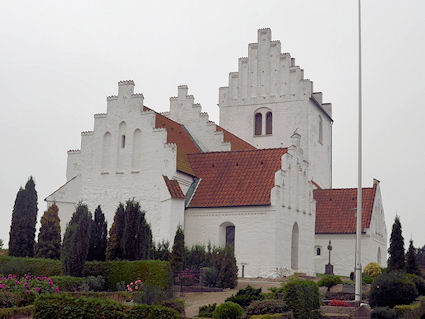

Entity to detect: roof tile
[163,176,185,199]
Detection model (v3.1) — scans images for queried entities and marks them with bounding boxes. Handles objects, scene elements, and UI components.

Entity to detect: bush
[371,307,396,319]
[364,262,382,278]
[283,279,320,319]
[81,275,106,292]
[317,275,342,289]
[394,296,425,319]
[226,285,264,309]
[212,302,244,319]
[83,259,173,296]
[33,294,127,319]
[201,267,219,287]
[246,299,289,316]
[250,314,294,319]
[0,305,34,318]
[160,299,185,317]
[218,245,238,289]
[369,272,418,308]
[265,286,285,299]
[50,276,85,292]
[128,304,181,319]
[362,272,374,284]
[199,303,216,317]
[0,256,62,277]
[406,273,425,295]
[131,283,169,305]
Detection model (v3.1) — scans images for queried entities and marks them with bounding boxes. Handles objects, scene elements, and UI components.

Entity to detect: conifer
[61,203,92,276]
[36,204,61,259]
[87,205,107,261]
[106,203,125,260]
[217,245,238,288]
[387,215,405,272]
[406,240,420,275]
[171,225,185,272]
[9,177,38,257]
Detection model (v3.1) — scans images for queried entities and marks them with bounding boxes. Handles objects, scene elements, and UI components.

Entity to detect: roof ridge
[187,147,287,156]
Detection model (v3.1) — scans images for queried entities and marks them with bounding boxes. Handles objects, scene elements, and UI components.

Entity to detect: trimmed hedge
[246,299,289,317]
[50,276,85,291]
[83,260,173,295]
[0,305,34,318]
[33,294,181,319]
[371,307,396,319]
[250,313,294,319]
[394,296,425,319]
[283,279,320,319]
[0,256,62,277]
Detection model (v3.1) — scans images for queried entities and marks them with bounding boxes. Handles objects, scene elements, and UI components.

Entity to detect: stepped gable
[163,176,185,199]
[144,106,200,175]
[215,125,256,151]
[314,183,377,234]
[187,148,287,208]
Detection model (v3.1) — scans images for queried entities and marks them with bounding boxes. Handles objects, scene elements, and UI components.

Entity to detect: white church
[46,28,387,277]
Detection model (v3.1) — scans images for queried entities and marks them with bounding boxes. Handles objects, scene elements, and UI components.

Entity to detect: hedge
[83,260,173,296]
[394,296,425,319]
[283,279,320,319]
[0,305,34,318]
[250,313,294,319]
[0,256,62,277]
[33,294,181,319]
[49,276,85,291]
[0,256,173,295]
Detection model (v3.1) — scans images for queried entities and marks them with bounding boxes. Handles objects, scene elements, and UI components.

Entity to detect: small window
[226,225,235,248]
[266,112,272,134]
[121,135,126,148]
[316,247,321,256]
[254,113,262,136]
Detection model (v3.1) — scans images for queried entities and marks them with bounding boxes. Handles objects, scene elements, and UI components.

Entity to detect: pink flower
[135,286,138,290]
[55,286,60,293]
[15,280,20,285]
[36,277,41,280]
[130,282,133,286]
[25,290,30,294]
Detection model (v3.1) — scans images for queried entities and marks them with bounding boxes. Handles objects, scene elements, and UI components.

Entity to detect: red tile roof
[144,106,200,176]
[163,176,185,199]
[187,148,287,208]
[215,125,256,151]
[314,183,377,234]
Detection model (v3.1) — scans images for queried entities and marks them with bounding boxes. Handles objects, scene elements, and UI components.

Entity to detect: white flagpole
[355,0,363,303]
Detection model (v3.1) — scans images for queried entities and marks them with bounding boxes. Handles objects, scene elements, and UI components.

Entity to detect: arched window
[318,115,323,144]
[291,223,299,270]
[117,121,127,171]
[101,132,112,172]
[219,222,235,249]
[254,113,262,136]
[266,112,272,134]
[132,129,142,171]
[316,247,321,256]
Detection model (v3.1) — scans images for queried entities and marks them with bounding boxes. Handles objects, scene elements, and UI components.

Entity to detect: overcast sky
[0,0,424,249]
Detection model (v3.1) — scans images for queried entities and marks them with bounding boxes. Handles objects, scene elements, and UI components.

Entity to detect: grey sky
[1,0,424,248]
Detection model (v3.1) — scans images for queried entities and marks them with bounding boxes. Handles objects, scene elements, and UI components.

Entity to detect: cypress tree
[36,204,61,259]
[106,203,125,260]
[9,177,38,257]
[218,245,238,289]
[61,203,92,276]
[387,215,405,272]
[171,225,185,272]
[87,205,107,261]
[121,199,152,260]
[406,240,420,275]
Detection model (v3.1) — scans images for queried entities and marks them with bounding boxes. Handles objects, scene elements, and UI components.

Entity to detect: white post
[355,0,363,303]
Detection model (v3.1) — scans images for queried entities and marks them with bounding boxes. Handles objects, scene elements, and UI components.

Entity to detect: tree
[218,245,238,289]
[9,177,38,257]
[36,204,61,259]
[171,225,185,272]
[87,205,107,261]
[61,203,92,276]
[121,199,152,260]
[106,203,125,260]
[387,215,405,272]
[406,240,420,275]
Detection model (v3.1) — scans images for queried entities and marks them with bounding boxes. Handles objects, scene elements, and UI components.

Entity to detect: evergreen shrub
[212,302,244,319]
[199,303,216,317]
[0,256,62,277]
[394,296,425,319]
[36,204,61,259]
[370,307,396,319]
[250,314,294,319]
[283,279,320,319]
[246,299,289,316]
[225,285,264,309]
[49,276,85,292]
[83,259,173,296]
[159,299,185,317]
[406,273,425,295]
[317,275,342,288]
[369,272,418,308]
[201,267,219,287]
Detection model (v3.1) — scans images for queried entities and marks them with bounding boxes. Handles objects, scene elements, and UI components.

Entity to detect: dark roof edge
[309,97,333,122]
